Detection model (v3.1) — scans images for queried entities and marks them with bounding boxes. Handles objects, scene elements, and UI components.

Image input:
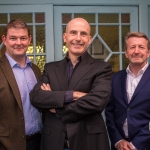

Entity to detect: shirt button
[23,135,25,138]
[127,108,130,111]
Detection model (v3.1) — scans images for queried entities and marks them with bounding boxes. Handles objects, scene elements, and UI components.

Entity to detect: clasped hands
[116,140,136,150]
[41,83,87,113]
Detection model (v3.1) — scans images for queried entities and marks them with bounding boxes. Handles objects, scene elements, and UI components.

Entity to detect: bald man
[30,18,112,150]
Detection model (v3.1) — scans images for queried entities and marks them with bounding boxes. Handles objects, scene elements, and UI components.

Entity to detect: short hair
[3,19,30,36]
[124,32,150,51]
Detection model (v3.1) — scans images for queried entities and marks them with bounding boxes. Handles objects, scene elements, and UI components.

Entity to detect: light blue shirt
[5,53,42,135]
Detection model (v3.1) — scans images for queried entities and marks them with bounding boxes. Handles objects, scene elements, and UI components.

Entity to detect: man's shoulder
[45,59,64,67]
[112,69,126,79]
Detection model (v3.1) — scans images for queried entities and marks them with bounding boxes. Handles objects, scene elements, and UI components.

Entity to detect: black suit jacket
[30,53,112,150]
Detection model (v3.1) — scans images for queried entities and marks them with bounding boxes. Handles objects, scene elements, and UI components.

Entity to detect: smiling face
[125,37,150,68]
[2,28,31,60]
[63,18,92,57]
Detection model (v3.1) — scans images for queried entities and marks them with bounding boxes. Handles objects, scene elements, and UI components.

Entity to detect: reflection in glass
[122,53,128,69]
[10,13,32,23]
[90,25,96,37]
[35,13,45,23]
[99,26,119,52]
[27,44,34,54]
[62,25,66,33]
[62,14,72,23]
[36,55,46,72]
[36,26,45,53]
[98,14,118,23]
[63,45,68,58]
[121,14,130,23]
[87,38,109,60]
[122,25,130,51]
[74,14,95,23]
[0,27,5,43]
[108,54,119,73]
[26,26,34,54]
[0,14,7,24]
[28,56,34,63]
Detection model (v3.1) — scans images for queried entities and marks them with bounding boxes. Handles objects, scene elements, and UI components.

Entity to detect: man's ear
[88,36,92,45]
[125,50,128,58]
[63,33,67,43]
[2,35,6,45]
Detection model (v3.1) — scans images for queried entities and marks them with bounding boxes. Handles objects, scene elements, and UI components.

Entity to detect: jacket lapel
[31,63,41,80]
[54,59,69,91]
[0,55,23,111]
[120,70,128,104]
[68,53,93,90]
[131,65,150,100]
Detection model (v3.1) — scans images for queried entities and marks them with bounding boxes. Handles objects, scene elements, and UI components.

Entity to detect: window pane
[62,14,72,23]
[27,26,33,54]
[87,37,109,60]
[121,14,130,23]
[122,25,130,51]
[0,14,7,24]
[74,14,95,23]
[0,26,5,43]
[122,53,128,69]
[91,25,96,37]
[36,55,46,72]
[10,13,32,23]
[108,54,120,73]
[28,56,34,63]
[36,25,45,54]
[98,14,118,23]
[35,13,45,23]
[99,26,119,52]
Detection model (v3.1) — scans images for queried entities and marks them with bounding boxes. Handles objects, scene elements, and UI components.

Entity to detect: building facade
[0,0,150,72]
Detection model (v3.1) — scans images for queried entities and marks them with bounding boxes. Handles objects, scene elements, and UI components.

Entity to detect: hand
[73,91,87,100]
[41,83,51,91]
[49,109,56,113]
[116,140,135,150]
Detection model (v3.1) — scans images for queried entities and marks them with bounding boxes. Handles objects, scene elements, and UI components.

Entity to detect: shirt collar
[5,52,32,68]
[65,51,87,62]
[126,62,148,76]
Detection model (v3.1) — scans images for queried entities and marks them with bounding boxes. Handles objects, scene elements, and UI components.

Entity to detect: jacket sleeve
[58,62,112,123]
[30,63,65,109]
[131,124,150,149]
[105,91,124,147]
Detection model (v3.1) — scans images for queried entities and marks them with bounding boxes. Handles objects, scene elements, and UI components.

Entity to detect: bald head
[66,18,91,35]
[63,17,92,58]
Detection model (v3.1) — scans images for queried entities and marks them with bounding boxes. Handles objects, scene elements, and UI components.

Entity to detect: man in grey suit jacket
[0,19,42,150]
[30,18,112,150]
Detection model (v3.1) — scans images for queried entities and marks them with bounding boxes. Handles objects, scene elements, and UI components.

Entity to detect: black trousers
[26,133,41,150]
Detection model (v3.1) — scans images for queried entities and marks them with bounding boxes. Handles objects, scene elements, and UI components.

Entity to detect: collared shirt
[64,51,87,103]
[5,53,42,135]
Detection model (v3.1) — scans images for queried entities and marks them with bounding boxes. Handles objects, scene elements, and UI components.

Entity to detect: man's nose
[15,38,21,44]
[76,33,81,40]
[134,47,139,53]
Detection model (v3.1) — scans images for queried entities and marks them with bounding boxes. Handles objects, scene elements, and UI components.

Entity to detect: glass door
[54,6,138,72]
[0,5,54,72]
